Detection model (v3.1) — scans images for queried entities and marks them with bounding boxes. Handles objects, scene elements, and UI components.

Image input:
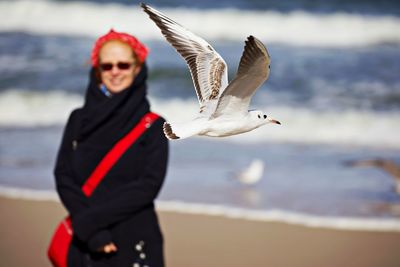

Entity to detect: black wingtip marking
[140,3,148,10]
[163,122,180,140]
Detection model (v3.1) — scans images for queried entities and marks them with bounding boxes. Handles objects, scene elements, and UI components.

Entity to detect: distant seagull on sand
[345,158,400,194]
[234,159,265,185]
[141,4,280,140]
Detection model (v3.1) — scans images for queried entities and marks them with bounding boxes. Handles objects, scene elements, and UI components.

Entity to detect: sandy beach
[1,195,400,267]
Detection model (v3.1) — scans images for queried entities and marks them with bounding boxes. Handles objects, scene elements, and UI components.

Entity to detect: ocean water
[1,0,400,230]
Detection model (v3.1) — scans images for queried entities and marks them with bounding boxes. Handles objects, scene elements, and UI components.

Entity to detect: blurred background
[1,0,400,228]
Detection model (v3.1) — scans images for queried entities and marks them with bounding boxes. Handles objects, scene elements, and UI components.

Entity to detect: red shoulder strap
[81,112,160,196]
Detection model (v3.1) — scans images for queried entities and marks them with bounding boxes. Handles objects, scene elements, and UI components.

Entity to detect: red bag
[47,217,73,267]
[47,112,159,267]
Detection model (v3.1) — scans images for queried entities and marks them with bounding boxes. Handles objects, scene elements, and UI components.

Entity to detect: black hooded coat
[54,64,168,267]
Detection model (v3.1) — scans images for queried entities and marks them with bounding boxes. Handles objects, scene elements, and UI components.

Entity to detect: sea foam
[157,200,400,232]
[0,89,83,127]
[1,185,399,232]
[1,90,399,148]
[1,0,400,47]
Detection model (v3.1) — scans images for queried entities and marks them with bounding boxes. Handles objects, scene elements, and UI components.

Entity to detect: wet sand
[1,196,400,267]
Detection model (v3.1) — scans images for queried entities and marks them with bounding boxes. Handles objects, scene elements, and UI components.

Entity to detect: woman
[54,29,168,267]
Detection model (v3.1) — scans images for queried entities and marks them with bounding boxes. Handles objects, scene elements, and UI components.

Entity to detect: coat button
[135,240,145,251]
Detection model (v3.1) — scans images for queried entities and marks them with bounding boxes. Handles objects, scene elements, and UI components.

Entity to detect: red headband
[91,29,149,67]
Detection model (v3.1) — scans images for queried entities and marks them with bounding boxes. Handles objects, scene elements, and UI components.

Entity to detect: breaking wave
[1,89,399,148]
[1,0,400,47]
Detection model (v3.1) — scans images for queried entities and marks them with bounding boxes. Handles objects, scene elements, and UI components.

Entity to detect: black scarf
[75,63,150,146]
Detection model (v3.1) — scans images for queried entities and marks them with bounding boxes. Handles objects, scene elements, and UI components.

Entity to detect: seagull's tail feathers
[163,121,201,140]
[163,122,180,140]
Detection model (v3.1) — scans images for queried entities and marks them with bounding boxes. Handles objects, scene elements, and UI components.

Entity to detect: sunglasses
[99,62,134,71]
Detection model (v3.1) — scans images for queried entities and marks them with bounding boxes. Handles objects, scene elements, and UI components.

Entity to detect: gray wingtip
[163,122,180,140]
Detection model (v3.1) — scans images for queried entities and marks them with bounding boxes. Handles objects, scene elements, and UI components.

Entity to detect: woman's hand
[98,242,118,253]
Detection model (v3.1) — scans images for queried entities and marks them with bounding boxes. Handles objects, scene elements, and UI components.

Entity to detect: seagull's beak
[269,118,281,125]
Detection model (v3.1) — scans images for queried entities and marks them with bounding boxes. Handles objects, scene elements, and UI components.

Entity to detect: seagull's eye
[257,115,261,119]
[264,115,267,119]
[269,65,271,69]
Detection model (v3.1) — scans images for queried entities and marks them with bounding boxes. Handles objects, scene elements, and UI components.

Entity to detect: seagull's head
[249,110,281,127]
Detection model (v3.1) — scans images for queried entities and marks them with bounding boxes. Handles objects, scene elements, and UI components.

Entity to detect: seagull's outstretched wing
[345,158,400,194]
[345,159,400,180]
[141,3,228,113]
[212,36,270,117]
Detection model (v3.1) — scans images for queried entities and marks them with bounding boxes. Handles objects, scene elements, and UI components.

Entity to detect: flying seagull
[345,158,400,194]
[141,3,280,140]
